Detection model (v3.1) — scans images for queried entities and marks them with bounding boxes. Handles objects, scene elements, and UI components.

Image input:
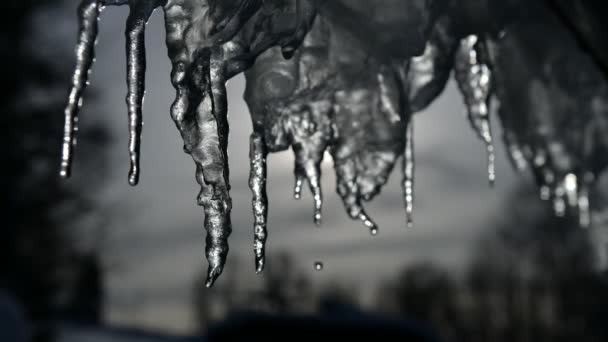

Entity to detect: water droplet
[314,262,324,271]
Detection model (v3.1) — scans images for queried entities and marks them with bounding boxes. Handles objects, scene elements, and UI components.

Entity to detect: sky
[41,4,530,334]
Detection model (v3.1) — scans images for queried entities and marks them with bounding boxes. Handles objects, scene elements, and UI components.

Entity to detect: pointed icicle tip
[205,266,223,288]
[487,143,496,187]
[294,175,304,199]
[61,0,101,179]
[310,181,323,226]
[314,211,322,226]
[359,212,378,236]
[249,134,268,275]
[256,259,265,274]
[128,166,139,186]
[578,188,591,229]
[125,3,156,188]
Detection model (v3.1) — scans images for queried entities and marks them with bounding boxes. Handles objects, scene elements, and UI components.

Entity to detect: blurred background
[2,1,608,341]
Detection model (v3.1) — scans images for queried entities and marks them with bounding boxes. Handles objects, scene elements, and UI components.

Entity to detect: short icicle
[402,120,415,228]
[249,133,269,273]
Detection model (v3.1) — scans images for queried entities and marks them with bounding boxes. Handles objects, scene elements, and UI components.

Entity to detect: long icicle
[249,133,268,273]
[163,8,232,288]
[61,0,102,178]
[203,49,234,287]
[125,1,157,185]
[402,120,415,228]
[454,35,496,186]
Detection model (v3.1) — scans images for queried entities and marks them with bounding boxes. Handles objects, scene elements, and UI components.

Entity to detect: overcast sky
[41,5,528,334]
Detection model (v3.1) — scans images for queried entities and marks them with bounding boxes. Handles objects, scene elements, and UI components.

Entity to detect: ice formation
[60,0,608,285]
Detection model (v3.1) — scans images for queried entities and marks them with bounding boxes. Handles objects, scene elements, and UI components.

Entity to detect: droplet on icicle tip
[314,211,322,226]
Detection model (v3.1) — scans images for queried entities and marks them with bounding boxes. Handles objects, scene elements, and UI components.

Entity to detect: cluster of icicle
[60,0,607,286]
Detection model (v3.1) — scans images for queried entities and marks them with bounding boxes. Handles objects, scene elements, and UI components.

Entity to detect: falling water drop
[314,261,324,271]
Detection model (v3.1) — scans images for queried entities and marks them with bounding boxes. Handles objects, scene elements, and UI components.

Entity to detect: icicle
[201,51,234,288]
[293,175,304,199]
[164,19,233,286]
[532,150,553,201]
[487,142,496,186]
[402,120,415,228]
[293,149,324,226]
[504,134,528,172]
[124,1,157,185]
[454,35,496,186]
[578,185,591,228]
[335,159,378,235]
[539,185,551,201]
[288,103,328,226]
[61,0,102,178]
[553,183,566,217]
[249,133,268,273]
[564,173,578,207]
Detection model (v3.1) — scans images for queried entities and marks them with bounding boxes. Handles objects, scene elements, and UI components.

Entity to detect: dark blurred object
[0,290,29,342]
[378,186,608,342]
[489,1,608,227]
[549,0,608,76]
[63,253,104,325]
[0,1,107,341]
[207,311,441,342]
[382,263,461,341]
[192,253,315,332]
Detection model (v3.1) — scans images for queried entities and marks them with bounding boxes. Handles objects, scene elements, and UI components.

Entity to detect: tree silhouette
[0,1,108,341]
[378,186,608,342]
